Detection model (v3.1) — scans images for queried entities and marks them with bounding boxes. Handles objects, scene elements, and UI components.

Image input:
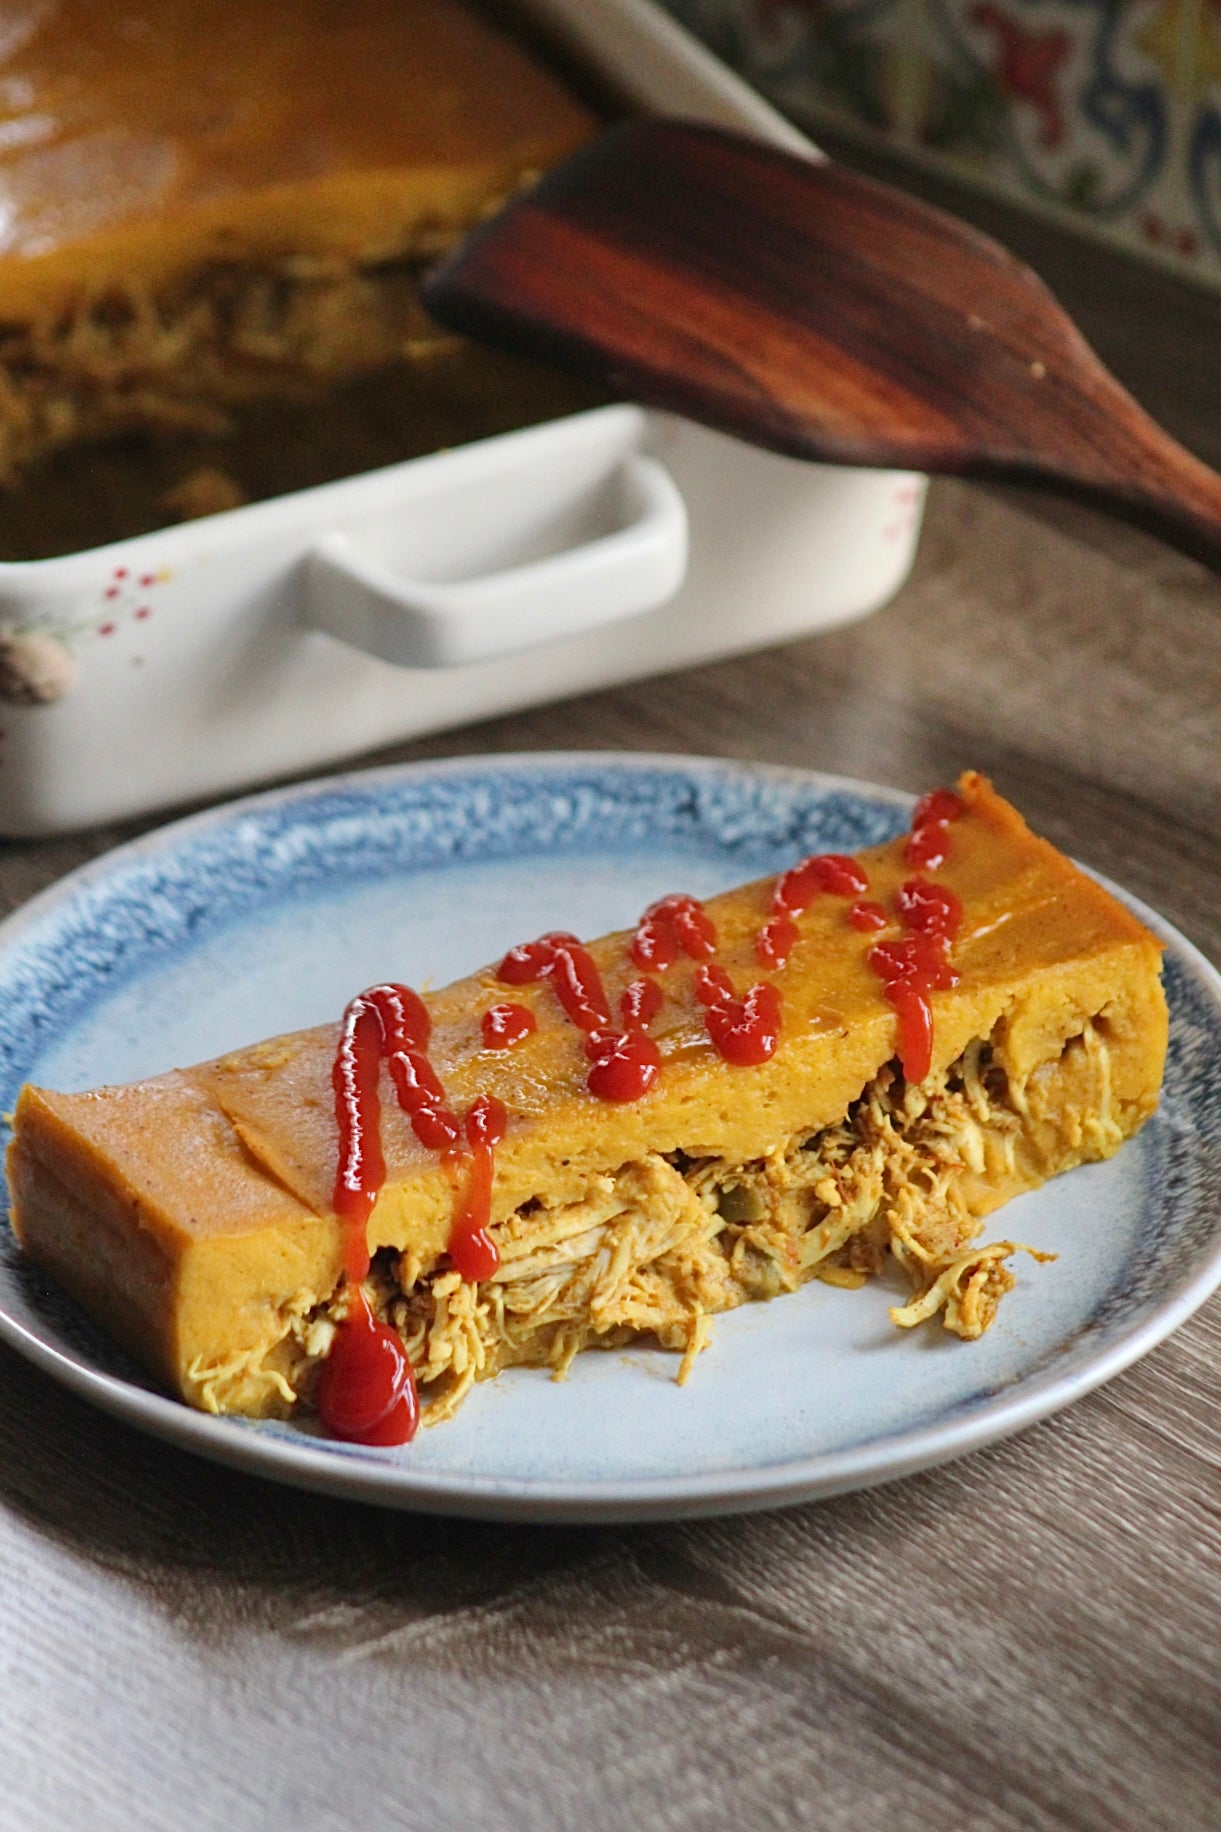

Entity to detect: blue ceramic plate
[1,754,1218,1522]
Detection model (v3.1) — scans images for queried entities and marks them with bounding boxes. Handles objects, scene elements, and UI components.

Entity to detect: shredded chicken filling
[0,241,472,483]
[188,1023,1123,1424]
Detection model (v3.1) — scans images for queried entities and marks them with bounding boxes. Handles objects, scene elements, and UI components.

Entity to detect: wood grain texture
[803,126,1221,484]
[425,119,1221,568]
[2,278,1220,1830]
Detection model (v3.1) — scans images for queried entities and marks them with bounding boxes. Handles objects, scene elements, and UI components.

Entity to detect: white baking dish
[0,0,925,837]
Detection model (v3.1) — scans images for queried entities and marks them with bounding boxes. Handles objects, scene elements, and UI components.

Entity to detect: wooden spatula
[423,118,1221,570]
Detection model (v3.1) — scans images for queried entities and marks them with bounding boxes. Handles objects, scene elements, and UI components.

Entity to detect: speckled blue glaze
[0,754,1217,1522]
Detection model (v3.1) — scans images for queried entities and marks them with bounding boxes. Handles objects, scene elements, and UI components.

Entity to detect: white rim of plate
[0,751,1218,1523]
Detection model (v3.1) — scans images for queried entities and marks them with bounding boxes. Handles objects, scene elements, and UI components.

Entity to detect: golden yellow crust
[0,0,594,313]
[0,0,597,486]
[7,775,1168,1423]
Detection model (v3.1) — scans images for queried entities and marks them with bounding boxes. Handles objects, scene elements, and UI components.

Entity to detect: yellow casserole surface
[0,0,595,315]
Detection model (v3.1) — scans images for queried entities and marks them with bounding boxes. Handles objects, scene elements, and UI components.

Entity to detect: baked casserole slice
[7,775,1167,1434]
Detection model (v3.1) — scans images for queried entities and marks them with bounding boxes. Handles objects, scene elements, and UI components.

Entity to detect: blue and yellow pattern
[664,0,1221,280]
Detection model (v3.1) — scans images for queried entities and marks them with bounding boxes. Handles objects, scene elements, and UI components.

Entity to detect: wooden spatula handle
[1074,402,1221,569]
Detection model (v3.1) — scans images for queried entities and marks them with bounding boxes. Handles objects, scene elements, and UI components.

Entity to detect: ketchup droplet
[585,1028,662,1101]
[912,787,965,829]
[756,913,799,969]
[620,978,664,1029]
[386,1042,462,1152]
[497,932,610,1030]
[904,825,950,871]
[552,943,613,1031]
[332,998,388,1264]
[895,877,963,941]
[868,933,959,992]
[317,1289,419,1446]
[695,962,734,1006]
[848,899,889,933]
[904,787,964,870]
[481,1003,537,1050]
[866,788,967,1074]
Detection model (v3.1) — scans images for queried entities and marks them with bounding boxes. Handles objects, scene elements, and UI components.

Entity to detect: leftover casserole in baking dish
[0,0,602,557]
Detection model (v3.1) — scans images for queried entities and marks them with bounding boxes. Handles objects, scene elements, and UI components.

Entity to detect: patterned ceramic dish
[1,753,1218,1523]
[660,0,1221,290]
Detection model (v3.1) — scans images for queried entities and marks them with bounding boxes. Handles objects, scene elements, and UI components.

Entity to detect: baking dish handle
[304,450,687,669]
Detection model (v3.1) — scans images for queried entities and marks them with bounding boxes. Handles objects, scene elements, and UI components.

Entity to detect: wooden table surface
[2,250,1220,1826]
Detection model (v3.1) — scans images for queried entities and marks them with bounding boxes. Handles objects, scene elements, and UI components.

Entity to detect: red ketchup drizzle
[695,961,733,1004]
[756,912,799,969]
[630,895,717,970]
[895,877,963,937]
[904,787,964,871]
[858,789,967,1080]
[332,983,450,1256]
[499,931,608,1028]
[481,1002,537,1050]
[867,875,963,1084]
[331,993,391,1258]
[621,978,664,1028]
[695,963,782,1066]
[325,982,506,1447]
[325,983,438,1446]
[322,789,971,1442]
[585,1029,663,1102]
[449,1095,507,1282]
[848,899,889,933]
[774,852,870,916]
[498,933,661,1102]
[497,929,580,983]
[761,854,871,966]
